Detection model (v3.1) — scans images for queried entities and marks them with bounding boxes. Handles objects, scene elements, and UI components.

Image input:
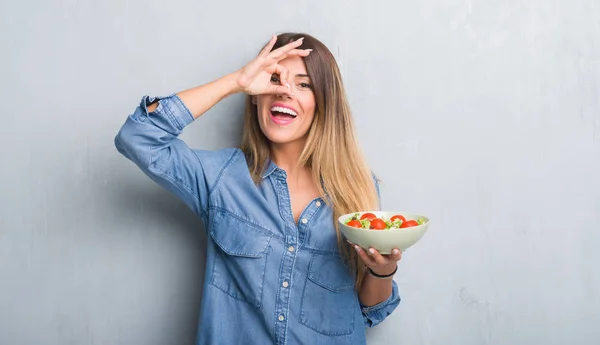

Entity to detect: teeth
[270,106,297,116]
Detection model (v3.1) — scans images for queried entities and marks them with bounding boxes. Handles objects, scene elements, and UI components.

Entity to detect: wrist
[224,71,245,95]
[367,265,397,279]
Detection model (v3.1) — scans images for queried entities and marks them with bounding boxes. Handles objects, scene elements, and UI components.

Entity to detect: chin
[262,129,302,145]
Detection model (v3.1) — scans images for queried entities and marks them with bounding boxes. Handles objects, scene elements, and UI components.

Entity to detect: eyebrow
[295,74,310,78]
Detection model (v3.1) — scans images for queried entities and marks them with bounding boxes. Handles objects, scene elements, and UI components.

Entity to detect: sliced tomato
[391,214,406,222]
[360,212,377,221]
[347,219,362,228]
[400,220,419,228]
[370,218,387,230]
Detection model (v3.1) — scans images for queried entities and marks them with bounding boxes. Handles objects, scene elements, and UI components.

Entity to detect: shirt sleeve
[361,280,401,327]
[114,94,215,220]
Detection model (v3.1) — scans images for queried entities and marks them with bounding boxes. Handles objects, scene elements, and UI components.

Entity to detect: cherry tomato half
[347,219,362,228]
[360,213,377,221]
[400,220,419,228]
[370,218,387,230]
[391,214,406,222]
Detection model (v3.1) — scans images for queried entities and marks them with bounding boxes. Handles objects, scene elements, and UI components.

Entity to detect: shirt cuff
[134,94,195,133]
[361,280,401,328]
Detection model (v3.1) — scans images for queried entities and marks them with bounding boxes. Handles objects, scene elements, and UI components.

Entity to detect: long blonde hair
[240,32,379,289]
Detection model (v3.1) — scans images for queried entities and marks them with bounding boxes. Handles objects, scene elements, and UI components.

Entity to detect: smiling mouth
[269,105,297,125]
[270,105,298,118]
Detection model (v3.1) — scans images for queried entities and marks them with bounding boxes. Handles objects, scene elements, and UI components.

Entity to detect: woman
[115,32,402,345]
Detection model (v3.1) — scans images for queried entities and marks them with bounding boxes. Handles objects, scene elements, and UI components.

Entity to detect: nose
[276,80,296,99]
[277,92,295,100]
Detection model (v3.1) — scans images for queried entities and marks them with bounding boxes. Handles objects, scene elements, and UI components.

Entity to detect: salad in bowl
[344,212,427,230]
[338,211,430,254]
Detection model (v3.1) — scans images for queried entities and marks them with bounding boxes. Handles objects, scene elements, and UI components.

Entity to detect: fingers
[347,241,403,271]
[353,244,377,267]
[268,37,305,61]
[259,35,278,57]
[376,248,402,263]
[368,248,390,266]
[266,85,295,98]
[390,248,403,262]
[275,64,290,89]
[266,72,294,98]
[264,85,296,99]
[264,64,294,97]
[275,48,312,62]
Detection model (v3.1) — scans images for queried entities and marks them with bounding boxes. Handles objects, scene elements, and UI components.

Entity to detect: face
[255,56,316,148]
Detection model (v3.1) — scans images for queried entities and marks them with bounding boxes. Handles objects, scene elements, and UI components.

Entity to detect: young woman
[115,32,402,345]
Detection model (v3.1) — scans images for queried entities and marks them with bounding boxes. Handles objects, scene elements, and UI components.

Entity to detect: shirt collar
[261,159,280,179]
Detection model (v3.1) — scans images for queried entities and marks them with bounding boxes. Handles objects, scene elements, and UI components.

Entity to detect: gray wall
[1,0,599,344]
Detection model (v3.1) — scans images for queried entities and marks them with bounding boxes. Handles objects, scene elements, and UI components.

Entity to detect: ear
[252,96,258,105]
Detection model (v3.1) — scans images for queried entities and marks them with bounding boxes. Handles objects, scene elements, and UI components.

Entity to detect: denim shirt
[114,94,401,345]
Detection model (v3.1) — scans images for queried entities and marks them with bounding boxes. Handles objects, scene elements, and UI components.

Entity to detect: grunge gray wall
[1,0,599,344]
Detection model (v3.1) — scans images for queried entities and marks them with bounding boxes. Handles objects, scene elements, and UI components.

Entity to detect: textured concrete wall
[1,1,599,344]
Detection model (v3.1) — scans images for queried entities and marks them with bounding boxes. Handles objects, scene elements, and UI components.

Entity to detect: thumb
[265,84,295,98]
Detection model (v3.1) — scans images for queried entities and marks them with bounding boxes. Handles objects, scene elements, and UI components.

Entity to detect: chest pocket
[299,254,358,336]
[209,210,273,309]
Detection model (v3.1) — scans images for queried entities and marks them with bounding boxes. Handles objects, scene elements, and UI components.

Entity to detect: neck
[270,139,308,177]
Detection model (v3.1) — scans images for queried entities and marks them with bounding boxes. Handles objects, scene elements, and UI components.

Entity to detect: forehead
[278,56,308,76]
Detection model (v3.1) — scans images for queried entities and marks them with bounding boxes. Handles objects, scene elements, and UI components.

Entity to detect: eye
[271,74,280,83]
[299,82,313,89]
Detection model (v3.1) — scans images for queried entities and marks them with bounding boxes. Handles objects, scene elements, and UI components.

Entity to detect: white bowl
[338,211,430,254]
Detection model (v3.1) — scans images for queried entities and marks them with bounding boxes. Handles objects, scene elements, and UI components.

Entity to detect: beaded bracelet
[367,265,398,279]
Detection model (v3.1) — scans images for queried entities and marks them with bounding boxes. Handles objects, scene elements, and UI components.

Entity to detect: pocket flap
[308,255,356,292]
[210,211,273,258]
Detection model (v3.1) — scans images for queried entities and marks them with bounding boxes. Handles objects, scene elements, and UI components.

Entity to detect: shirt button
[278,315,285,321]
[316,201,321,207]
[288,246,295,252]
[301,218,308,224]
[282,281,289,288]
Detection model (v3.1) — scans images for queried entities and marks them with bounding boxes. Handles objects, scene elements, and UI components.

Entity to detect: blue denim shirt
[114,94,401,345]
